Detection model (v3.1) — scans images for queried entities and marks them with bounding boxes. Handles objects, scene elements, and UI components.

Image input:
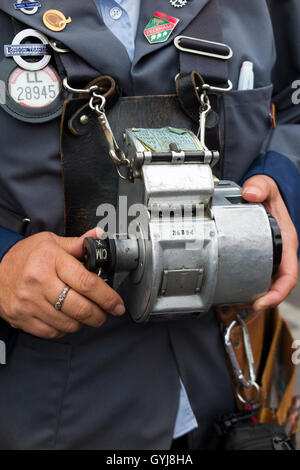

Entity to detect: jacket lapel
[1,0,211,90]
[133,0,211,68]
[0,0,132,89]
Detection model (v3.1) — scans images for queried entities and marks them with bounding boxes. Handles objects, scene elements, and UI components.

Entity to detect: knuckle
[30,236,57,267]
[4,301,24,323]
[5,307,18,324]
[78,270,97,294]
[94,313,107,328]
[15,286,31,304]
[38,328,62,340]
[35,231,55,245]
[34,245,55,264]
[102,290,119,312]
[23,263,43,285]
[291,275,298,290]
[73,302,92,322]
[63,320,82,334]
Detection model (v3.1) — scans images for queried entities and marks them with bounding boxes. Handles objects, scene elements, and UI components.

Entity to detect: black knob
[83,237,116,275]
[268,215,282,275]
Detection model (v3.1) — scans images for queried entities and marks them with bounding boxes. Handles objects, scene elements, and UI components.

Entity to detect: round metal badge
[0,58,68,123]
[12,29,51,71]
[8,66,61,109]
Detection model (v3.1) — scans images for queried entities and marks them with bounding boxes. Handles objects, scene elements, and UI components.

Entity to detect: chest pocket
[221,84,273,182]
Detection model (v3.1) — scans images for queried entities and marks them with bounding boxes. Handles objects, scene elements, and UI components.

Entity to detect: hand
[0,229,125,339]
[242,175,299,311]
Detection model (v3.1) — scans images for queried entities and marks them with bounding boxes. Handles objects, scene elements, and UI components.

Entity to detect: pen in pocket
[238,61,254,91]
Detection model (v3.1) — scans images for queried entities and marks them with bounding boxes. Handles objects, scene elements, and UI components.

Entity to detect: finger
[45,282,107,328]
[253,273,298,310]
[55,251,125,316]
[14,317,65,340]
[52,227,100,259]
[253,241,298,310]
[35,297,84,334]
[242,175,274,203]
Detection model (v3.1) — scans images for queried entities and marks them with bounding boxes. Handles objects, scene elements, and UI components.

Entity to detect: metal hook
[197,91,211,150]
[63,78,100,95]
[224,314,257,390]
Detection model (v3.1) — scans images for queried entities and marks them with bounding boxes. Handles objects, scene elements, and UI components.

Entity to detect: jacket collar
[0,0,211,90]
[1,0,132,87]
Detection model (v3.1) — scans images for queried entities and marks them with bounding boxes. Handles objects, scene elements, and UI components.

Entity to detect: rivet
[80,115,89,125]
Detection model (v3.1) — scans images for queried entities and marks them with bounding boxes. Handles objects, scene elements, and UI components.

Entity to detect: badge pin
[14,1,41,15]
[170,0,188,7]
[9,29,51,71]
[144,11,179,44]
[4,44,51,57]
[43,9,72,32]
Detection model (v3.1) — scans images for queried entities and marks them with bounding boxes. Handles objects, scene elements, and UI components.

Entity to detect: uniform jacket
[0,0,299,450]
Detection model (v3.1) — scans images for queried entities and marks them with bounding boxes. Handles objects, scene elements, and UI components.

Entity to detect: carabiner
[224,314,257,389]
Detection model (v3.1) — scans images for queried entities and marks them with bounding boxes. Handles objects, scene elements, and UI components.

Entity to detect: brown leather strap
[175,71,205,122]
[68,76,120,137]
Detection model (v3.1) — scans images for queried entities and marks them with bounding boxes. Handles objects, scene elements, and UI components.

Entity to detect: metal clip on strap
[224,314,260,405]
[174,36,233,93]
[63,78,131,181]
[174,36,233,60]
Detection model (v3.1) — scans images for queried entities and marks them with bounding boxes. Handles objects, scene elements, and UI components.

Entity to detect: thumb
[54,227,102,259]
[242,175,270,203]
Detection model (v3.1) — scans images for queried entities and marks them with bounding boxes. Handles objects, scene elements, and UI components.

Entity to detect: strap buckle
[174,35,233,60]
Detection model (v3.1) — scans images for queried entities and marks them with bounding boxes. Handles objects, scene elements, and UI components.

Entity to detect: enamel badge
[144,11,179,44]
[14,1,41,15]
[43,9,72,32]
[170,0,188,7]
[6,29,51,71]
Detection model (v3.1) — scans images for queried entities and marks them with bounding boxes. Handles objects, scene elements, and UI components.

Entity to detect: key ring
[236,381,261,405]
